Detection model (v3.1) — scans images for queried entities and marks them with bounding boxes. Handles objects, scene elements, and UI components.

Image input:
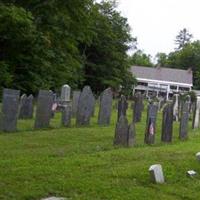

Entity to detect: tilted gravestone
[144,103,158,144]
[117,95,128,121]
[179,99,190,140]
[161,103,173,142]
[1,88,20,132]
[72,91,81,117]
[114,115,135,147]
[34,90,54,129]
[61,104,72,127]
[19,94,34,119]
[98,88,113,125]
[133,92,143,122]
[76,86,94,126]
[192,96,200,129]
[149,164,165,184]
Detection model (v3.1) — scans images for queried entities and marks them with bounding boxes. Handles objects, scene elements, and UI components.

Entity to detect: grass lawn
[0,102,200,200]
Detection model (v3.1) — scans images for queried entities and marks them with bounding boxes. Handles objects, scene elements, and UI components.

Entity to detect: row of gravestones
[0,86,114,132]
[114,93,200,147]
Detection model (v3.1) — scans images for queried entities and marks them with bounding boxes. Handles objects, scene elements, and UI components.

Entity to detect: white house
[130,66,193,100]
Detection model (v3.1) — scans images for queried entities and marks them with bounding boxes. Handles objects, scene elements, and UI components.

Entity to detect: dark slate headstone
[117,95,128,121]
[179,100,190,140]
[114,115,135,147]
[34,90,54,129]
[1,88,20,132]
[98,88,113,125]
[161,103,173,142]
[127,123,136,147]
[144,103,158,144]
[72,91,81,117]
[19,94,34,119]
[114,115,129,146]
[133,92,143,122]
[76,86,94,126]
[61,104,72,127]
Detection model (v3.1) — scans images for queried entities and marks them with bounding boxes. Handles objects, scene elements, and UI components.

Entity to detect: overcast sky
[117,0,200,58]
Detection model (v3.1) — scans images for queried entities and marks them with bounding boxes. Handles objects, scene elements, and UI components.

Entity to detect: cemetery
[0,85,200,200]
[1,1,200,199]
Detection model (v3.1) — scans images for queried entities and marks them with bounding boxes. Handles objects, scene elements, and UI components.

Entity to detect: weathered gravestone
[98,88,113,125]
[133,92,143,123]
[173,94,179,121]
[117,95,128,121]
[72,91,81,117]
[34,90,54,129]
[161,103,173,143]
[1,88,20,132]
[144,103,158,144]
[192,96,200,129]
[113,115,135,147]
[19,94,33,119]
[61,104,72,127]
[76,86,94,126]
[149,164,165,184]
[179,99,190,140]
[61,84,71,105]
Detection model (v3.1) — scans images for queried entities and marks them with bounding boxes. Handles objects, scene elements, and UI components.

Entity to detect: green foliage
[129,50,153,67]
[175,28,193,50]
[0,0,135,94]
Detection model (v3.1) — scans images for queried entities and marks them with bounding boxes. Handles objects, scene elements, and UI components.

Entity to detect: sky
[117,0,200,58]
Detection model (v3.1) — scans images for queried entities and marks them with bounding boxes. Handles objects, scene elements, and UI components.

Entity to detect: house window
[170,85,177,90]
[137,82,148,86]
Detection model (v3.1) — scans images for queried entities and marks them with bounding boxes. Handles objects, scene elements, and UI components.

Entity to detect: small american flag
[149,121,154,136]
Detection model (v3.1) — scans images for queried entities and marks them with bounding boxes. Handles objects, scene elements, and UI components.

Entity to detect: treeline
[129,29,200,89]
[0,0,136,95]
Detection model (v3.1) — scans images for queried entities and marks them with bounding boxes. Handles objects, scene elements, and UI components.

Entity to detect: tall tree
[175,28,193,50]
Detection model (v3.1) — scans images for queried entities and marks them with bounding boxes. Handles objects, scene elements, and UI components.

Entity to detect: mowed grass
[0,102,200,200]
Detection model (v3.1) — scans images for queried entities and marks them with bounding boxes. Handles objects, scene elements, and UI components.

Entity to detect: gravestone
[98,88,113,125]
[114,115,135,147]
[76,86,94,126]
[19,94,33,119]
[149,164,165,184]
[1,88,20,132]
[91,93,96,117]
[196,152,200,161]
[186,170,197,178]
[161,103,173,142]
[117,95,128,121]
[72,91,81,117]
[34,90,54,129]
[179,99,190,140]
[61,84,71,105]
[61,104,72,127]
[173,94,179,121]
[133,92,143,122]
[192,97,200,129]
[144,103,158,144]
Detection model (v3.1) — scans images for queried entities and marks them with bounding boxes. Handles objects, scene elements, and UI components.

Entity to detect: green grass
[0,102,200,200]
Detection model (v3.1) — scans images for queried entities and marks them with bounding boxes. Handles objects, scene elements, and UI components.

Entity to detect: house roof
[130,66,193,85]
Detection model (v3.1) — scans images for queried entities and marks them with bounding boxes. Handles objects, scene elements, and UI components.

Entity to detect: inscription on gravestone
[1,88,20,132]
[144,103,158,144]
[98,88,113,125]
[34,90,54,129]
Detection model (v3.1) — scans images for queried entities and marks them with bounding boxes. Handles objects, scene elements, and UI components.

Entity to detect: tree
[175,28,193,50]
[155,53,168,67]
[129,50,153,67]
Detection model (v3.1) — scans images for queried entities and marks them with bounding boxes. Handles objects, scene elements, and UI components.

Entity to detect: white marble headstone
[149,164,165,183]
[61,84,71,102]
